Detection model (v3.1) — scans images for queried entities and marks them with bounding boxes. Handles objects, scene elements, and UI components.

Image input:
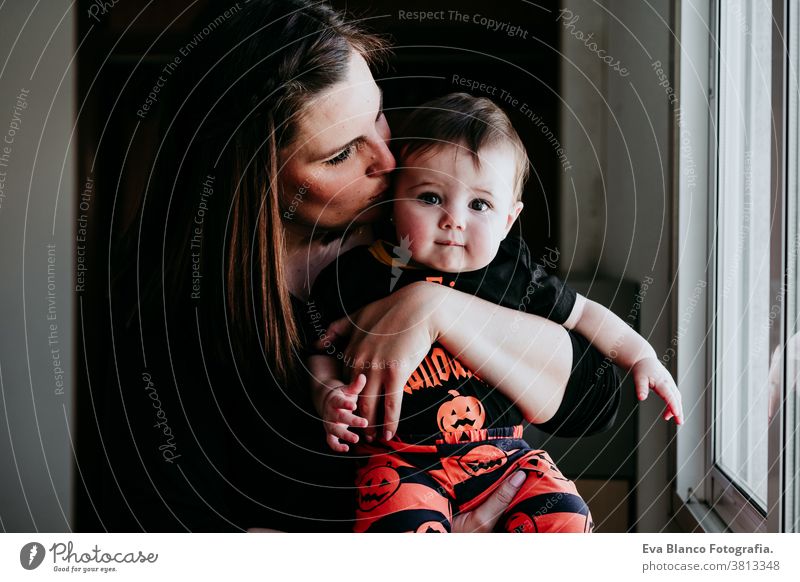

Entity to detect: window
[713,0,772,514]
[675,0,799,533]
[786,0,800,533]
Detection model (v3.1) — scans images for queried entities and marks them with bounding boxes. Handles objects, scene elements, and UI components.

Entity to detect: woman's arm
[319,281,575,441]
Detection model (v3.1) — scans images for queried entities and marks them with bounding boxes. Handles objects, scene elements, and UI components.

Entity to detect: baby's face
[393,142,523,273]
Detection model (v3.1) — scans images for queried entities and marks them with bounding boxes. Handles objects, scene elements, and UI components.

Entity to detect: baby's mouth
[435,240,465,247]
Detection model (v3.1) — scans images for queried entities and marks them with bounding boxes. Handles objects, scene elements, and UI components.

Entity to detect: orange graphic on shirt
[436,390,486,439]
[403,346,482,394]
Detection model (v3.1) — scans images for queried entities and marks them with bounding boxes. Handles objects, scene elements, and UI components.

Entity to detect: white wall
[560,0,676,532]
[0,2,76,531]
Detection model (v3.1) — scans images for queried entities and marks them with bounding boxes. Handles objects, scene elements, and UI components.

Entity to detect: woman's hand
[317,281,578,438]
[246,471,524,534]
[451,471,526,533]
[315,282,444,442]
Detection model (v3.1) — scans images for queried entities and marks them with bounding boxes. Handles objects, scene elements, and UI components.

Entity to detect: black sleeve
[509,236,576,324]
[534,330,622,437]
[476,235,576,323]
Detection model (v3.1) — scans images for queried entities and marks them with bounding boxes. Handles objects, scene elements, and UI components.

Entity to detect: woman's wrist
[403,280,449,344]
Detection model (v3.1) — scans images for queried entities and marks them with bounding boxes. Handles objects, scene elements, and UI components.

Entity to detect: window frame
[673,0,791,533]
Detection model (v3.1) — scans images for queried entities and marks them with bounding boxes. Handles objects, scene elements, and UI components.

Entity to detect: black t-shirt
[306,235,577,440]
[105,286,357,533]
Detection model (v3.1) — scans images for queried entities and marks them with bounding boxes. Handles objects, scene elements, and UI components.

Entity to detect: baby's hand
[632,357,683,425]
[320,374,369,453]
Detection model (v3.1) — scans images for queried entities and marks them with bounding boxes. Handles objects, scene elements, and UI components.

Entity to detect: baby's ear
[504,201,524,236]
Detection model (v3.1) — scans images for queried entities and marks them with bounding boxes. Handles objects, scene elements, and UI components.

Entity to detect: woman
[110,0,620,532]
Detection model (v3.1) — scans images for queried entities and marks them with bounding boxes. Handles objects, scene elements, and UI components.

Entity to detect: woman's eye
[325,146,353,166]
[470,199,491,211]
[418,192,441,205]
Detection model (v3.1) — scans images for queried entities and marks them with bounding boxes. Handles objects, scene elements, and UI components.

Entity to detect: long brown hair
[130,1,387,385]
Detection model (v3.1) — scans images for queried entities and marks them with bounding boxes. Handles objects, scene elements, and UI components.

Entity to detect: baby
[308,92,681,533]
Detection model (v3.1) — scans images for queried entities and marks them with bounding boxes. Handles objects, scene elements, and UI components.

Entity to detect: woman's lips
[367,179,391,201]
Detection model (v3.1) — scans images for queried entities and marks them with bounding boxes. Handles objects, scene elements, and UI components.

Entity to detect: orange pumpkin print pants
[353,426,593,533]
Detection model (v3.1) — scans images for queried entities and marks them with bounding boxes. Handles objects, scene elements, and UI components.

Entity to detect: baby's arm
[564,294,684,424]
[309,355,369,452]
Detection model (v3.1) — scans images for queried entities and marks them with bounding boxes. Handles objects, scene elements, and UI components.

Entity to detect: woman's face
[279,52,395,231]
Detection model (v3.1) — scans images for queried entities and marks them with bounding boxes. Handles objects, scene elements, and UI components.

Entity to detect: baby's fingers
[634,373,651,401]
[325,422,361,447]
[326,390,357,412]
[342,373,367,396]
[326,433,350,453]
[331,408,369,428]
[654,378,683,424]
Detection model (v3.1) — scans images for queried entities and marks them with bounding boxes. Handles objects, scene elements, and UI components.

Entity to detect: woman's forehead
[292,53,381,160]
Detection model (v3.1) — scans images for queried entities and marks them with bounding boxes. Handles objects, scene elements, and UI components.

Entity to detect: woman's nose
[366,137,396,177]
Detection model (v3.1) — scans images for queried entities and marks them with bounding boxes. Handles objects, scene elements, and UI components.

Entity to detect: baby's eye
[324,145,354,166]
[418,192,441,205]
[470,199,492,212]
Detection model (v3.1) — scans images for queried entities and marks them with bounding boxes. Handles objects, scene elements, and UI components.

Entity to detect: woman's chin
[352,202,389,225]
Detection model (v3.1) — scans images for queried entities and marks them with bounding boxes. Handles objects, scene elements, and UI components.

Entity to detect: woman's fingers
[452,470,526,533]
[382,367,405,441]
[359,373,382,441]
[318,316,353,349]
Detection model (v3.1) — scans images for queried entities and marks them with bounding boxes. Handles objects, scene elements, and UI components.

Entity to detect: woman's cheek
[317,168,360,206]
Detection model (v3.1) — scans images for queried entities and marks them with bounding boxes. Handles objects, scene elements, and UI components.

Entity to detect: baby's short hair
[394,92,530,201]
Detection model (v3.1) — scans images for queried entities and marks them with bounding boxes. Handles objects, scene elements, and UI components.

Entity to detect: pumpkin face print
[519,453,569,481]
[357,464,401,512]
[456,444,508,477]
[413,521,447,533]
[505,511,537,533]
[436,390,485,439]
